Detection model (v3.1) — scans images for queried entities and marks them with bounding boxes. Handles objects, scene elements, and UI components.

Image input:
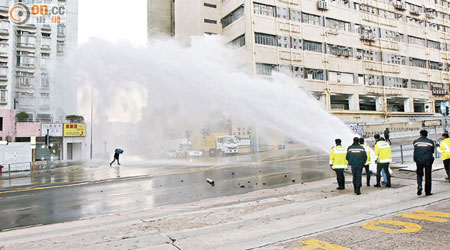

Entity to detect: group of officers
[329,129,450,196]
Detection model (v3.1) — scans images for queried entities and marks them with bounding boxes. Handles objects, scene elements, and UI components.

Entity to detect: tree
[16,112,30,121]
[65,115,84,123]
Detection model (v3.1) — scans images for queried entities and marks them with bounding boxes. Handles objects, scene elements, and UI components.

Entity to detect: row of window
[255,63,446,92]
[253,2,450,36]
[222,5,244,28]
[254,33,450,71]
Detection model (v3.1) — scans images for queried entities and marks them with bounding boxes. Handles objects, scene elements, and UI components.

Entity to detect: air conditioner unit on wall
[410,10,421,16]
[317,0,329,10]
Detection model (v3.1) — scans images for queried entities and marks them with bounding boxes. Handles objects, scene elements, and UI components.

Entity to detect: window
[40,93,49,109]
[253,2,275,17]
[0,117,2,131]
[384,77,405,88]
[326,18,350,32]
[380,29,404,42]
[428,40,440,50]
[275,65,293,76]
[305,68,324,81]
[408,36,426,47]
[16,51,35,67]
[327,44,352,57]
[57,41,64,53]
[204,19,217,24]
[204,2,217,8]
[365,75,383,86]
[302,12,321,26]
[278,36,290,49]
[429,61,443,70]
[382,53,406,65]
[0,89,6,103]
[291,37,302,50]
[57,25,65,36]
[229,34,245,47]
[256,63,275,75]
[276,7,289,19]
[16,71,34,88]
[303,40,323,53]
[222,5,244,28]
[410,58,427,68]
[290,9,301,22]
[328,71,354,84]
[411,80,429,90]
[254,33,276,46]
[41,72,50,88]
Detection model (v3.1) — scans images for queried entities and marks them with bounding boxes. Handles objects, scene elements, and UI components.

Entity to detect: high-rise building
[175,0,450,123]
[0,0,78,122]
[147,0,175,37]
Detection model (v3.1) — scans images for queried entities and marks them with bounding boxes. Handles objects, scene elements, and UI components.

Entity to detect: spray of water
[52,37,355,157]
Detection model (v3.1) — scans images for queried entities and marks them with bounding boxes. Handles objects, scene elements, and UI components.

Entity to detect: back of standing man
[346,137,367,195]
[413,130,435,196]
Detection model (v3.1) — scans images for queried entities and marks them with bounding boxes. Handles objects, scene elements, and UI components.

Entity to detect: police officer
[413,130,435,196]
[374,134,392,188]
[438,133,450,182]
[347,137,367,195]
[359,137,372,186]
[330,139,348,190]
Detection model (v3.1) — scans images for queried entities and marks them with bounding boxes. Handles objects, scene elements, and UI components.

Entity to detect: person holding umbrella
[110,148,124,166]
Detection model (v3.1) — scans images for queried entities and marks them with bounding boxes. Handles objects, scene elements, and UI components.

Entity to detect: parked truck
[192,132,239,156]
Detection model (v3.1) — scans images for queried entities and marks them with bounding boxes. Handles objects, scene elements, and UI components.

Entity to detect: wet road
[0,148,330,231]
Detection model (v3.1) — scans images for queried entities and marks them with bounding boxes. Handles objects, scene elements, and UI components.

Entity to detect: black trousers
[444,159,450,181]
[417,162,433,194]
[110,157,120,165]
[334,169,345,188]
[363,165,371,186]
[377,163,391,186]
[351,165,363,192]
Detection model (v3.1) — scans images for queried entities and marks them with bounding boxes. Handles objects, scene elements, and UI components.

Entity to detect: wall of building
[0,109,15,141]
[15,122,41,138]
[148,0,174,37]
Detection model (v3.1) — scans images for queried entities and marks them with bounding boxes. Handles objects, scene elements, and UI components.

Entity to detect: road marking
[293,239,352,250]
[362,219,422,234]
[0,154,326,195]
[396,210,450,222]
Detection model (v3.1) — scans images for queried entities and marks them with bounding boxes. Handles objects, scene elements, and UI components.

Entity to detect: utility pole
[90,85,94,160]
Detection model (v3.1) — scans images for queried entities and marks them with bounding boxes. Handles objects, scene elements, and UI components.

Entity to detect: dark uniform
[346,141,367,195]
[413,136,435,195]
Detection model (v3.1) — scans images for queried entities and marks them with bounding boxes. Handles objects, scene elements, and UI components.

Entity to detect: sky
[78,0,147,46]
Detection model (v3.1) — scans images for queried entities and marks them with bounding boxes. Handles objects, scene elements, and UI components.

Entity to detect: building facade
[175,0,450,123]
[148,0,175,37]
[0,0,78,122]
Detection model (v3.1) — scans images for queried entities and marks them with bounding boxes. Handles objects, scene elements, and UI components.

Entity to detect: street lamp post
[90,85,94,160]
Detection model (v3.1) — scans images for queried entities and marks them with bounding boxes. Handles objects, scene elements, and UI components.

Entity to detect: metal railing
[0,162,32,179]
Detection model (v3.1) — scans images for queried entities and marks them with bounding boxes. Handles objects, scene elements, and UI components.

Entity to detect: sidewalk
[1,168,449,250]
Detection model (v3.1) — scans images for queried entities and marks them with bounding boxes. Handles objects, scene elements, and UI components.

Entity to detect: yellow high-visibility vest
[438,138,450,161]
[374,141,392,163]
[361,144,371,166]
[329,145,348,169]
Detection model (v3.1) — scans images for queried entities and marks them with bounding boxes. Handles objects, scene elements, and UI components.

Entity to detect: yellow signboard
[63,123,86,137]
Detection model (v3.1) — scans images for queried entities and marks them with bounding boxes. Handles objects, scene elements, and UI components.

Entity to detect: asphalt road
[0,148,331,231]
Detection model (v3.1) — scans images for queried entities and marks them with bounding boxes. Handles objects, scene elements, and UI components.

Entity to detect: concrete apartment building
[0,0,78,123]
[174,0,450,125]
[148,0,175,37]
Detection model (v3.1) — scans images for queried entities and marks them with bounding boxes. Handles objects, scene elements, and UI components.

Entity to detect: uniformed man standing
[347,137,367,195]
[359,137,372,186]
[374,134,392,187]
[330,139,348,190]
[413,130,435,196]
[438,133,450,182]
